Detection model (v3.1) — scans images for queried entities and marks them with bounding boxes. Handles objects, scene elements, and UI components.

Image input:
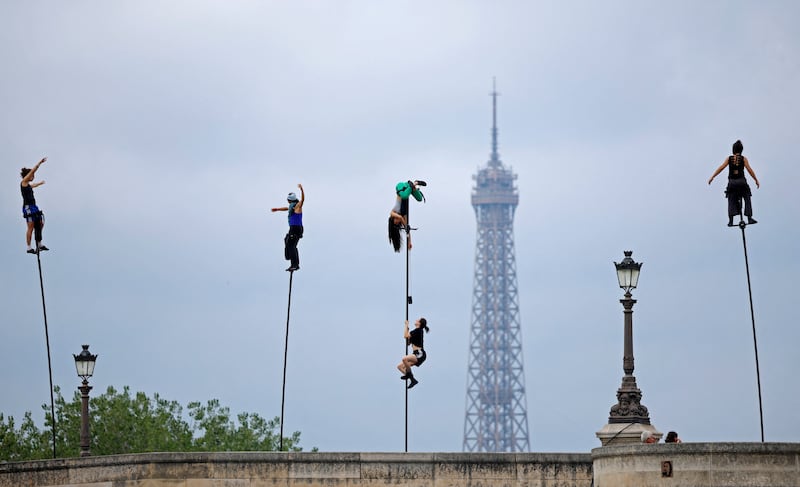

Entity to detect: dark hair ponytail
[20,168,31,178]
[419,317,429,333]
[388,217,403,252]
[732,139,743,155]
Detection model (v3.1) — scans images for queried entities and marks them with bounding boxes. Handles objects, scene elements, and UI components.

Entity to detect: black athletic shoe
[414,180,427,187]
[407,378,419,389]
[727,222,735,227]
[748,218,758,225]
[400,374,409,380]
[26,248,36,254]
[38,245,49,251]
[286,266,299,272]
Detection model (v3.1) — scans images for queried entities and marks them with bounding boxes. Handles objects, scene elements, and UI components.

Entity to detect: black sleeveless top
[409,327,424,348]
[21,184,36,205]
[727,155,745,180]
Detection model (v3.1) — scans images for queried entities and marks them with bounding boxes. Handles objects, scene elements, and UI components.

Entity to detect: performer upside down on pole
[388,180,426,252]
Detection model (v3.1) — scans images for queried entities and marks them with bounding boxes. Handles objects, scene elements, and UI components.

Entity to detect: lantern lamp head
[615,250,642,294]
[73,345,97,381]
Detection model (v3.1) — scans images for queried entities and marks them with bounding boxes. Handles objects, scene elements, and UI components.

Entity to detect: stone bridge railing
[3,443,799,487]
[0,451,593,487]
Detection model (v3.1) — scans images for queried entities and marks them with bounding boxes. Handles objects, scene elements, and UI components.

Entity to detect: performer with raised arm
[388,180,426,252]
[271,183,304,272]
[20,157,49,254]
[708,140,760,226]
[397,317,429,389]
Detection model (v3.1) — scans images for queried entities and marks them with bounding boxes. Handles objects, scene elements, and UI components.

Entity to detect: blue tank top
[288,203,303,226]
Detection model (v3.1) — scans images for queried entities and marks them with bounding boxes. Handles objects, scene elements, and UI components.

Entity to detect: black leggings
[284,225,303,267]
[726,179,753,217]
[28,212,44,243]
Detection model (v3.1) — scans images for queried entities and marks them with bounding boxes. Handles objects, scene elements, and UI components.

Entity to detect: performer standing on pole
[20,157,49,254]
[708,140,760,227]
[271,183,304,272]
[397,317,429,389]
[388,180,425,252]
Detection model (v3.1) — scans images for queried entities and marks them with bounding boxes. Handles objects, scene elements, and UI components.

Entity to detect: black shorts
[413,348,426,366]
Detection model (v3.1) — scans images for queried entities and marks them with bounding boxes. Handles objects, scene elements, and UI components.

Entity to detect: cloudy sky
[2,1,798,454]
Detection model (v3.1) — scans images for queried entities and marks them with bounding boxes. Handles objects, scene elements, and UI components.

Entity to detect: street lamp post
[597,251,660,445]
[73,345,97,457]
[609,251,650,424]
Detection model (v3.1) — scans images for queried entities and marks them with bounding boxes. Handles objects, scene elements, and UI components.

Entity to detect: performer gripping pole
[397,318,429,390]
[279,270,295,451]
[388,180,425,253]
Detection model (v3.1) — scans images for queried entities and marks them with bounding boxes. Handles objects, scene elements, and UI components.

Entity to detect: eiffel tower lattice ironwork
[463,82,530,452]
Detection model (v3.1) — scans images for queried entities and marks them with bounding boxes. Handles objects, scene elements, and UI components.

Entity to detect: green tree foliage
[188,399,301,452]
[0,412,48,461]
[0,386,308,461]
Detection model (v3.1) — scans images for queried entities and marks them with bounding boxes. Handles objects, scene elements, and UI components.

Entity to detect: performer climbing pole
[20,157,57,458]
[397,318,430,390]
[388,179,426,451]
[708,141,764,442]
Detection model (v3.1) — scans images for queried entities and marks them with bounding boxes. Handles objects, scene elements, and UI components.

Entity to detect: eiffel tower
[462,83,530,452]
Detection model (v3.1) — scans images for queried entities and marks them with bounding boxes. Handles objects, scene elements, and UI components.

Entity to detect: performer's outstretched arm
[22,157,47,186]
[294,183,305,213]
[708,159,728,185]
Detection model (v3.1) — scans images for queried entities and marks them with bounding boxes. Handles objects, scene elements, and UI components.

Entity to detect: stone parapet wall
[0,451,593,487]
[592,442,800,487]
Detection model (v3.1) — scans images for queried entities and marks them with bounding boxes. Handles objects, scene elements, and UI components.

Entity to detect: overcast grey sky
[2,1,798,454]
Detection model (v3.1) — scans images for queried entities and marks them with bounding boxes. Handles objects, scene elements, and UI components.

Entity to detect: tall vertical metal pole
[35,250,57,459]
[404,204,410,452]
[739,224,764,442]
[279,271,294,451]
